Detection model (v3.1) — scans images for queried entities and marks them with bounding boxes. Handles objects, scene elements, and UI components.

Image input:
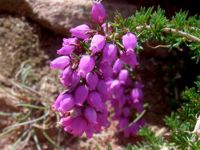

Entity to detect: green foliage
[112,7,200,61]
[125,76,200,150]
[129,128,166,150]
[111,7,200,150]
[164,76,200,149]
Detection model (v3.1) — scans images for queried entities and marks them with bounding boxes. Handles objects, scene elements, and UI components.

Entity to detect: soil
[0,14,174,150]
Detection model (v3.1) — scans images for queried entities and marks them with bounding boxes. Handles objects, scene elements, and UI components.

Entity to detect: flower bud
[102,43,117,65]
[52,92,66,110]
[78,55,95,77]
[118,118,128,129]
[84,106,97,124]
[118,69,129,84]
[121,49,138,69]
[85,123,94,138]
[86,72,99,90]
[50,56,70,70]
[131,88,144,101]
[91,2,106,24]
[123,107,130,117]
[133,102,144,113]
[60,66,73,87]
[113,59,124,74]
[89,34,105,54]
[71,70,80,89]
[87,91,102,110]
[97,79,108,99]
[97,113,110,128]
[57,38,78,55]
[99,61,113,79]
[60,117,72,127]
[58,94,75,113]
[70,24,90,39]
[122,32,137,50]
[68,117,87,136]
[75,85,89,105]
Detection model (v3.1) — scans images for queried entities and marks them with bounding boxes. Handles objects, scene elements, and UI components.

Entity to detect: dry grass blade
[2,110,49,134]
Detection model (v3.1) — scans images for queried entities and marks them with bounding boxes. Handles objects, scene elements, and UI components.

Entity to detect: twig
[0,111,19,117]
[42,130,64,150]
[10,80,42,97]
[2,110,49,133]
[146,42,170,49]
[192,114,200,135]
[10,128,32,150]
[119,109,146,132]
[163,27,200,43]
[32,129,42,150]
[136,25,200,43]
[17,103,47,110]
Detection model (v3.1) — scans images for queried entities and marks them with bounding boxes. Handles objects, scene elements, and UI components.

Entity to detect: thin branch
[163,27,200,43]
[119,109,146,132]
[2,110,49,133]
[146,42,170,49]
[32,129,42,150]
[17,103,47,110]
[136,25,200,43]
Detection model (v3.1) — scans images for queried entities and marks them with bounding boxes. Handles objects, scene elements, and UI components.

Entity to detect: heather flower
[71,70,80,89]
[51,1,145,138]
[99,61,113,79]
[60,66,73,87]
[84,106,97,124]
[57,46,75,55]
[97,113,110,127]
[97,79,108,99]
[109,80,124,98]
[78,55,95,77]
[52,92,66,110]
[102,43,117,64]
[133,103,144,113]
[60,117,72,128]
[89,34,106,54]
[124,123,139,137]
[123,107,130,117]
[58,94,75,113]
[75,85,89,105]
[122,32,137,50]
[85,124,94,138]
[131,88,144,101]
[121,49,138,69]
[70,24,90,39]
[86,72,99,90]
[118,118,129,129]
[87,91,102,110]
[57,38,78,55]
[113,59,124,74]
[64,117,87,136]
[50,56,70,69]
[118,69,129,84]
[91,2,106,24]
[62,37,78,46]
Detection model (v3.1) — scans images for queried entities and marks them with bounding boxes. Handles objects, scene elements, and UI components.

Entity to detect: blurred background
[0,0,199,149]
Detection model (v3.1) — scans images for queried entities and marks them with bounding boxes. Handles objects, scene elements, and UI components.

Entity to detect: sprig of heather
[50,1,145,138]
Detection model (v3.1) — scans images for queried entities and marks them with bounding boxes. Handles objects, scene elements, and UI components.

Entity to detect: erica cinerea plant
[50,1,145,138]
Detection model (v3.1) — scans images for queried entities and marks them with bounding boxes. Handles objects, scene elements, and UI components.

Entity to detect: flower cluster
[50,1,145,138]
[105,33,145,137]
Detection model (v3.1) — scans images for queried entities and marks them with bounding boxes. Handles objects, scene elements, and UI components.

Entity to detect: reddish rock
[0,0,136,35]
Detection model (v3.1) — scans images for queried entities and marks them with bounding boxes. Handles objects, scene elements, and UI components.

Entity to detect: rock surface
[0,0,136,35]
